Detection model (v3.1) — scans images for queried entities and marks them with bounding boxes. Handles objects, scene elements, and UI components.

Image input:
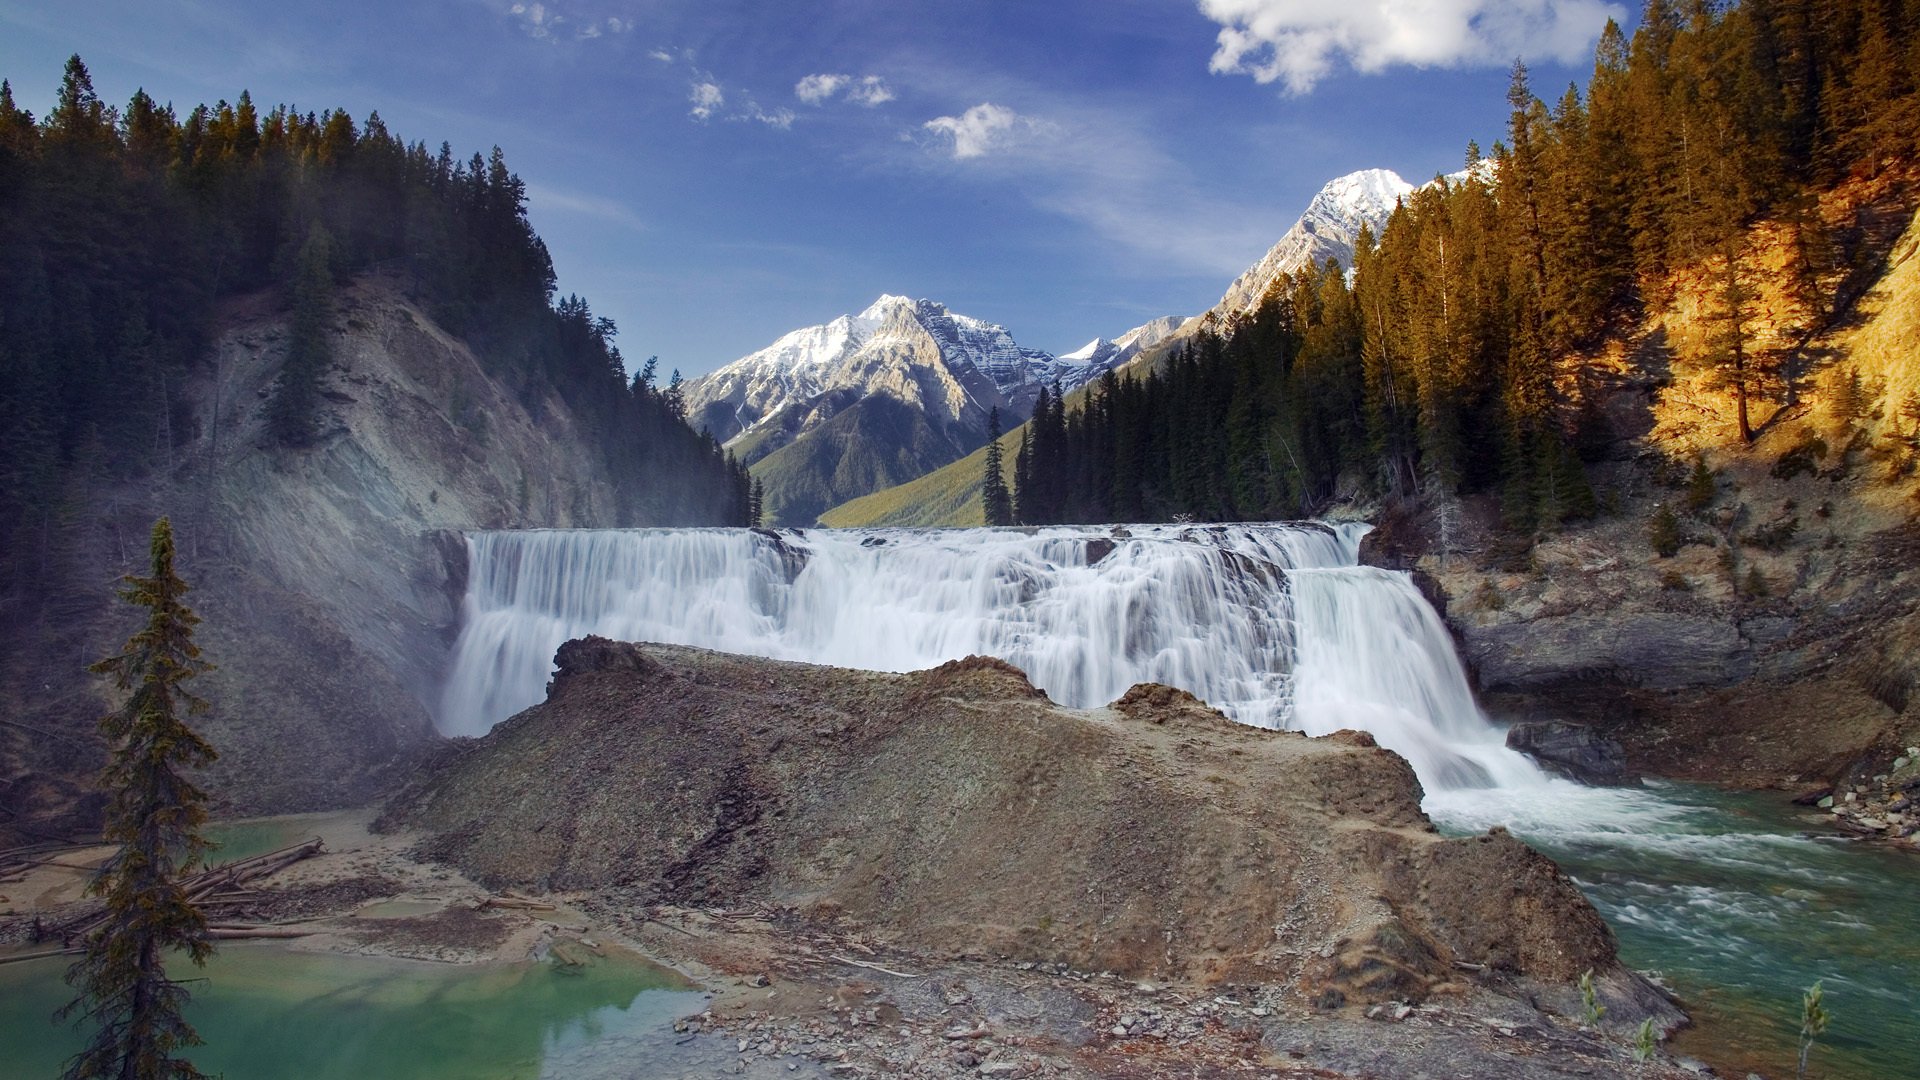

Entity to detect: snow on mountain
[1058,315,1186,371]
[1211,168,1413,317]
[684,296,1176,449]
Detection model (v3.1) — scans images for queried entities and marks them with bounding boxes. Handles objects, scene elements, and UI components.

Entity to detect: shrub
[1686,457,1716,512]
[1772,437,1828,480]
[1743,516,1800,552]
[1649,505,1682,558]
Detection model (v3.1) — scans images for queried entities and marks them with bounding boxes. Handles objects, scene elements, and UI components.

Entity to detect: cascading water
[438,523,1547,794]
[440,522,1917,1074]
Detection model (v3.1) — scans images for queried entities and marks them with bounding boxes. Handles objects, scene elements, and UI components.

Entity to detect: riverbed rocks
[385,639,1637,1005]
[1505,721,1640,786]
[1821,746,1920,844]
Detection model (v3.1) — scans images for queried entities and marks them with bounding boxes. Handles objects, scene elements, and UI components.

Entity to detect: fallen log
[0,946,79,966]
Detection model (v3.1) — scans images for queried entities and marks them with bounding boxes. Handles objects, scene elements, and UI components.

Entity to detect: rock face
[1465,614,1754,693]
[4,277,681,825]
[1505,722,1639,787]
[388,639,1622,1000]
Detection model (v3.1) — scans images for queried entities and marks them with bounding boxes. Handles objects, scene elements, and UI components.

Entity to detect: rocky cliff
[3,276,685,829]
[388,639,1633,1003]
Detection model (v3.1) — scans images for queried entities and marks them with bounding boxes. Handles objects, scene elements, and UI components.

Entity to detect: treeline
[1010,0,1920,528]
[0,56,751,594]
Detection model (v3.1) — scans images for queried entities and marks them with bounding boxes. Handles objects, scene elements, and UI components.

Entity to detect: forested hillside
[0,55,751,597]
[1007,0,1919,529]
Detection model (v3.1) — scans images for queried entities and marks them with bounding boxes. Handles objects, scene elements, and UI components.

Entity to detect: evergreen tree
[748,477,764,528]
[266,223,334,446]
[1706,240,1764,442]
[981,406,1013,526]
[59,518,217,1080]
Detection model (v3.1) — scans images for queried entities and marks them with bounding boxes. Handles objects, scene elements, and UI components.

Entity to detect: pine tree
[981,407,1013,526]
[1706,241,1762,442]
[748,477,764,528]
[266,223,335,446]
[59,518,218,1080]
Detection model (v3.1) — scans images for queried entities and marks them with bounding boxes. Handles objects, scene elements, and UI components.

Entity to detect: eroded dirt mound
[386,639,1618,1001]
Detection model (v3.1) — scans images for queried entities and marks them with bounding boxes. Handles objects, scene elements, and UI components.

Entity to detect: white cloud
[796,73,850,104]
[1196,0,1624,93]
[846,76,895,107]
[689,81,725,122]
[923,103,1040,160]
[797,73,896,107]
[508,2,562,40]
[648,48,674,62]
[738,103,796,130]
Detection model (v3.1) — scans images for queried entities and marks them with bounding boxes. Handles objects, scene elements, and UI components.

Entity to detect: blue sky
[1,0,1625,376]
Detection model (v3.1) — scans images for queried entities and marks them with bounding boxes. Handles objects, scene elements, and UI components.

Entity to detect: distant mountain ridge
[685,295,1180,525]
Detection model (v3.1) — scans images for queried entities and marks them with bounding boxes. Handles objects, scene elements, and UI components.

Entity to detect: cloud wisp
[796,73,896,107]
[507,2,633,43]
[922,102,1047,160]
[1197,0,1623,93]
[525,183,648,232]
[688,80,725,122]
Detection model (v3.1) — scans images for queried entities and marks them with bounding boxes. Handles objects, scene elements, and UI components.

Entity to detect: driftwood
[0,945,81,966]
[828,954,922,978]
[481,892,556,912]
[58,838,323,942]
[206,927,314,940]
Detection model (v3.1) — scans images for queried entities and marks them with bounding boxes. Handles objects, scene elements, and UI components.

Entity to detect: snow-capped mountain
[1057,315,1186,373]
[1211,168,1412,317]
[683,296,1181,526]
[685,295,1166,450]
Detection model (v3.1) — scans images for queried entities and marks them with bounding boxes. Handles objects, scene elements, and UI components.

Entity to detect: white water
[438,522,1551,794]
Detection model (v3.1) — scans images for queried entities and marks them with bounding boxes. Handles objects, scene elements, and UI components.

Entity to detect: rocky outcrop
[388,639,1629,1002]
[1505,722,1639,787]
[1464,614,1753,693]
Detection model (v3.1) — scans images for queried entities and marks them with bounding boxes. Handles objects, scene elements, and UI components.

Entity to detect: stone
[1894,756,1912,770]
[1504,721,1639,786]
[1817,795,1835,809]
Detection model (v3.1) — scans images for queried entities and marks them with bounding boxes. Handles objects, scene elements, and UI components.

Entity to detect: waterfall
[439,523,1545,793]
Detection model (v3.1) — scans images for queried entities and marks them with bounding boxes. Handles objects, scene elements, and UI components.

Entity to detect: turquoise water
[1432,780,1920,1078]
[0,943,703,1079]
[201,817,322,865]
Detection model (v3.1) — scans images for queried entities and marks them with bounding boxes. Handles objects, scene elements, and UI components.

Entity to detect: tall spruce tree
[981,407,1013,526]
[266,223,335,446]
[60,518,217,1080]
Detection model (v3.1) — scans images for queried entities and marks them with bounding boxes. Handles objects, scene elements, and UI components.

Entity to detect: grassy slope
[818,429,1016,528]
[751,394,975,527]
[818,326,1200,528]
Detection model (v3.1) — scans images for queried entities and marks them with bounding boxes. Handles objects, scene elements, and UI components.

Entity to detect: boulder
[1505,721,1640,787]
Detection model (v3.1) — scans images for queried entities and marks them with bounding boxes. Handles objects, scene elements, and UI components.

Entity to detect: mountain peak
[1212,168,1410,317]
[858,294,918,321]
